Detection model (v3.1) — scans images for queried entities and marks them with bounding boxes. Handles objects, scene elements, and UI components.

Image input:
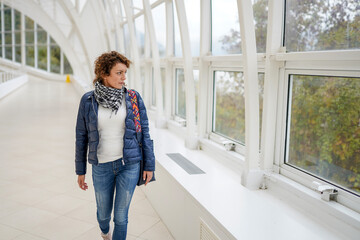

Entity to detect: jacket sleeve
[137,92,155,171]
[75,94,88,175]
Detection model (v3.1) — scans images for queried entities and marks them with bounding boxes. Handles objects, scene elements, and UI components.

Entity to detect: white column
[237,0,262,189]
[260,0,284,171]
[174,0,198,149]
[165,0,174,121]
[198,0,211,138]
[122,1,142,93]
[142,0,166,128]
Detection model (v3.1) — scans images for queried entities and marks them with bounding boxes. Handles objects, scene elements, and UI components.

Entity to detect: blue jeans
[92,159,140,240]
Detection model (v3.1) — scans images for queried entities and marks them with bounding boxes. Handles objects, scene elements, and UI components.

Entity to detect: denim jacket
[75,88,155,175]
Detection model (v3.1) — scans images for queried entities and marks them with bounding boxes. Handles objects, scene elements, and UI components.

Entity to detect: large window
[211,0,268,55]
[285,0,360,52]
[286,74,360,195]
[0,5,73,74]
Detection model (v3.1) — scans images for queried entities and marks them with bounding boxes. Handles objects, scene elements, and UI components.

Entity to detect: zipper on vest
[122,159,125,165]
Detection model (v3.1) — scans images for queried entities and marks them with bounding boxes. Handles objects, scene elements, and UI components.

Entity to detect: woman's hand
[143,171,153,186]
[77,175,88,191]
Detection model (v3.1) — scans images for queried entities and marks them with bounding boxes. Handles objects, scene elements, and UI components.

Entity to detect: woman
[75,51,155,240]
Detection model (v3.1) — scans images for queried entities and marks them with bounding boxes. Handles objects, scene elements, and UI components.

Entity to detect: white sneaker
[101,231,112,240]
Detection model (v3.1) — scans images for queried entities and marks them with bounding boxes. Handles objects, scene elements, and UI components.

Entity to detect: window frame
[276,68,360,212]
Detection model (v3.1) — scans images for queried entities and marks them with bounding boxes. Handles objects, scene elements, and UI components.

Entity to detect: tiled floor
[0,78,174,240]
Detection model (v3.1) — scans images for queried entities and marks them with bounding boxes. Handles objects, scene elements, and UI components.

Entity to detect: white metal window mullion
[47,32,50,72]
[260,0,285,171]
[198,0,211,139]
[21,12,25,67]
[236,0,261,189]
[60,49,64,75]
[174,0,197,149]
[11,8,15,62]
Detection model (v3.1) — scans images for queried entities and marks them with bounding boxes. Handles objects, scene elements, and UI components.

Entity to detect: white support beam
[261,0,284,171]
[237,0,262,189]
[142,0,166,128]
[122,0,142,93]
[174,0,198,149]
[198,0,211,139]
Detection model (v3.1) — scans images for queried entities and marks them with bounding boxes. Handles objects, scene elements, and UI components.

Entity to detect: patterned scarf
[94,81,124,115]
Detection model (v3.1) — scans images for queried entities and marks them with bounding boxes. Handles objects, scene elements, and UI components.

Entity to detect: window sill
[265,171,360,237]
[147,123,359,239]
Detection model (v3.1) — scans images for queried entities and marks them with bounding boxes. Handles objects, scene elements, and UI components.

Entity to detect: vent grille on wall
[200,218,220,240]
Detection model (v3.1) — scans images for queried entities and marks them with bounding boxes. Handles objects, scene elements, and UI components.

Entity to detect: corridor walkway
[0,78,174,240]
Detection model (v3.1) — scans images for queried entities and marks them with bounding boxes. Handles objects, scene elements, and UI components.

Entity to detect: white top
[97,100,126,164]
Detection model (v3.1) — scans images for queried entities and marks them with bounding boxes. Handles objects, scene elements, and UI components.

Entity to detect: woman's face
[103,62,127,89]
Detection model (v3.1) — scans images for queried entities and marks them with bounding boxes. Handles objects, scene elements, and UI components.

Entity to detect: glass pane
[212,0,241,55]
[0,33,2,45]
[184,0,200,56]
[5,46,12,60]
[175,68,199,120]
[132,0,143,10]
[4,8,11,31]
[285,0,360,52]
[50,45,61,73]
[135,15,145,57]
[174,3,182,57]
[37,30,47,44]
[26,46,35,67]
[15,32,21,44]
[213,71,245,143]
[14,10,21,30]
[64,54,73,74]
[253,0,268,53]
[0,47,2,58]
[26,31,34,44]
[25,16,34,30]
[286,75,360,194]
[38,46,47,70]
[5,32,11,44]
[15,46,21,63]
[152,4,166,57]
[175,68,186,119]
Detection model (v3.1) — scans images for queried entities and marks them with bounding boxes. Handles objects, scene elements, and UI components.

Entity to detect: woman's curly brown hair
[93,51,132,85]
